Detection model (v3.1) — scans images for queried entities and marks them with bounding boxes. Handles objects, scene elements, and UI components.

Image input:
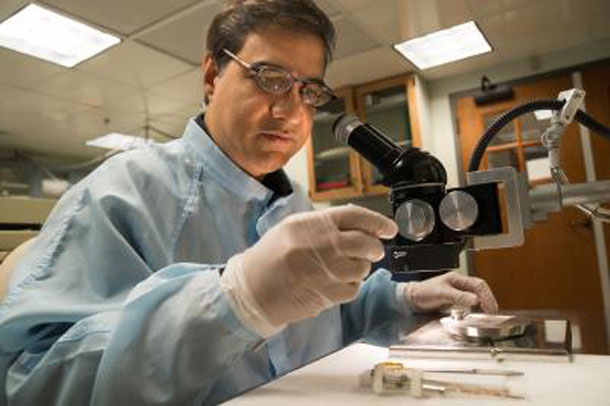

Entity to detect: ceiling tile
[333,16,380,59]
[103,92,193,117]
[435,0,473,27]
[0,85,27,109]
[148,68,203,105]
[466,0,536,18]
[477,14,509,59]
[590,0,610,39]
[0,0,27,21]
[148,116,190,140]
[77,41,194,88]
[348,0,402,45]
[138,2,222,65]
[60,108,146,140]
[0,113,98,158]
[326,47,409,88]
[0,104,143,145]
[39,0,202,36]
[164,102,203,119]
[0,86,90,121]
[332,0,377,13]
[34,70,138,107]
[314,0,342,17]
[0,114,67,141]
[389,0,473,40]
[479,0,589,61]
[0,48,65,88]
[149,102,204,135]
[0,124,104,159]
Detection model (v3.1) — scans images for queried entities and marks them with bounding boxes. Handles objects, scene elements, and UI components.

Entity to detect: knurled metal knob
[439,190,479,231]
[395,199,436,241]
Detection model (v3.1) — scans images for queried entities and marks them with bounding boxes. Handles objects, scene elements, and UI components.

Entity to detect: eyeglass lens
[255,66,330,107]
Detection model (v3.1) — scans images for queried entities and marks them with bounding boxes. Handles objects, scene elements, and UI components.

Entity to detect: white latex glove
[220,205,398,337]
[401,271,498,314]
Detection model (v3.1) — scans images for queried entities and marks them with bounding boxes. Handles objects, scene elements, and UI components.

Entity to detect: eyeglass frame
[221,48,336,108]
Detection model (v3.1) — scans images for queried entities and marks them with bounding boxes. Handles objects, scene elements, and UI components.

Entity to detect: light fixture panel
[393,21,492,70]
[0,4,120,68]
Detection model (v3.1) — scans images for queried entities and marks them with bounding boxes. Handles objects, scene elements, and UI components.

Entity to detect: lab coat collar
[183,116,290,204]
[194,114,293,199]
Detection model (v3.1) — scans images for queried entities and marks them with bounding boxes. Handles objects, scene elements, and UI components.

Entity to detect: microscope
[333,89,610,275]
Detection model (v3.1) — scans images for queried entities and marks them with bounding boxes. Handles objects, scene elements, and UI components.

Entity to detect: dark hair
[206,0,335,71]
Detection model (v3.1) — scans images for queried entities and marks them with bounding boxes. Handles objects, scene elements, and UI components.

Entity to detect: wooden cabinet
[306,74,422,201]
[306,87,363,201]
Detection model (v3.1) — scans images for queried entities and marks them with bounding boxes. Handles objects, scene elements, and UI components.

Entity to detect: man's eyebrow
[251,60,325,81]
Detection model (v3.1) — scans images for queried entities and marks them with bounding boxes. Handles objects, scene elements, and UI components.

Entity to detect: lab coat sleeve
[340,269,414,344]
[1,151,263,405]
[5,265,263,406]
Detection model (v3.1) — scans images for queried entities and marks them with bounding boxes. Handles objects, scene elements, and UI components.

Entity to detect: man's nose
[269,85,306,120]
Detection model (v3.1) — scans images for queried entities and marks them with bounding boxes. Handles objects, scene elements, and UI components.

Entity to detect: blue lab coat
[0,117,409,405]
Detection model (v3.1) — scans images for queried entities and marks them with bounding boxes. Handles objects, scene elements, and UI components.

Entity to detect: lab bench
[224,310,610,405]
[224,341,610,405]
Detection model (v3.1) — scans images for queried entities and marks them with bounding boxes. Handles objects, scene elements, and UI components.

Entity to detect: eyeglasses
[222,48,336,108]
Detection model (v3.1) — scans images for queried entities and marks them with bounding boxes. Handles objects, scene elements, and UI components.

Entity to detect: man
[0,1,497,405]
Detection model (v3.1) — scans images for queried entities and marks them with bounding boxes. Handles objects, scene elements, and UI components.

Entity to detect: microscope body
[333,115,509,273]
[388,181,503,272]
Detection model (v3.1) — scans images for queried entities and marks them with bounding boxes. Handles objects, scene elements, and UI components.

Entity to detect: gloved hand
[401,271,498,313]
[220,205,398,337]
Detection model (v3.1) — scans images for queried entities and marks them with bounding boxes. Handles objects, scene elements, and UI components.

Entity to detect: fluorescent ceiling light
[86,133,153,151]
[0,4,120,68]
[534,110,554,121]
[393,21,492,70]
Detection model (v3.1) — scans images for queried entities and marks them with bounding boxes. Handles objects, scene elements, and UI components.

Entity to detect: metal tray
[440,313,530,340]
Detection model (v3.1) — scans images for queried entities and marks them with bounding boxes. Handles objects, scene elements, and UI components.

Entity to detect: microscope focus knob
[439,190,479,231]
[395,199,436,241]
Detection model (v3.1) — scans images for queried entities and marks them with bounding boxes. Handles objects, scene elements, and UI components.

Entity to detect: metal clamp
[467,167,525,250]
[555,88,585,126]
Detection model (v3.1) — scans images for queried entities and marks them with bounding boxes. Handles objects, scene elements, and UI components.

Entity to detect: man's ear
[202,52,219,104]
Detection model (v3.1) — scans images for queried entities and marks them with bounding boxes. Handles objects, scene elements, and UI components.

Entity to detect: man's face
[203,27,326,180]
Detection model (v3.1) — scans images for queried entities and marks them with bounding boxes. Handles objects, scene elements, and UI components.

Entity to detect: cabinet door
[355,75,421,195]
[306,87,363,201]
